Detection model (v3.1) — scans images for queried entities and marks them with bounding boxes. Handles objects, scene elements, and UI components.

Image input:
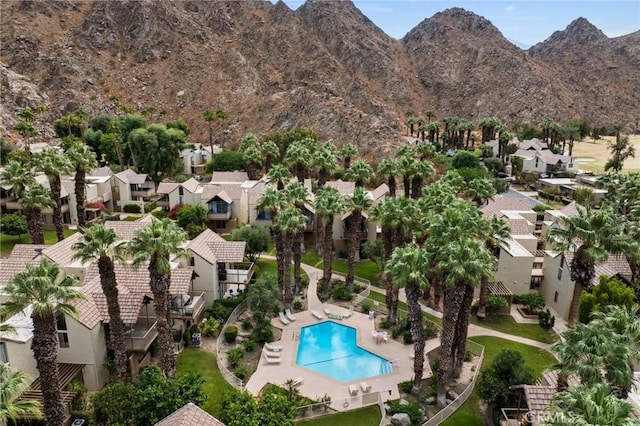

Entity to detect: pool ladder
[292,331,299,341]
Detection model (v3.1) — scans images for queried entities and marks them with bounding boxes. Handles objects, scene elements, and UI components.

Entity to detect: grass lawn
[299,249,381,286]
[122,215,140,221]
[470,314,558,343]
[1,229,77,257]
[441,336,557,426]
[297,405,381,425]
[176,348,234,418]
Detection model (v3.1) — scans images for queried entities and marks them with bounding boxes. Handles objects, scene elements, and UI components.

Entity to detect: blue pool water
[296,321,393,382]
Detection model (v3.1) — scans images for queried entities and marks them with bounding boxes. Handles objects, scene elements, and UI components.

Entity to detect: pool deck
[244,263,427,410]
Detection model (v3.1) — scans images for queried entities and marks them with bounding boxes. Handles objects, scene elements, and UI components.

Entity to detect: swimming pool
[296,321,393,382]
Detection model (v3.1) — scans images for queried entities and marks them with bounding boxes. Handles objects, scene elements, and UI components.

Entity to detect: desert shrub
[293,299,303,310]
[398,380,413,394]
[227,347,245,367]
[252,320,274,343]
[330,283,353,301]
[379,319,392,329]
[123,204,141,213]
[403,330,413,344]
[392,317,410,339]
[361,301,372,313]
[387,399,424,425]
[242,318,253,330]
[235,366,248,381]
[224,325,238,344]
[144,201,157,213]
[200,317,221,337]
[242,339,256,352]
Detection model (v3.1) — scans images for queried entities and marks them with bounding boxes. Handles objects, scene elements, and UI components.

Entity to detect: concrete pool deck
[244,262,419,409]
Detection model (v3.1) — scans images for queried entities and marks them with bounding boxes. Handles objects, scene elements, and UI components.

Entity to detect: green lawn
[297,405,381,425]
[441,336,557,426]
[122,215,140,221]
[176,348,234,418]
[470,314,558,343]
[299,249,381,286]
[1,229,77,256]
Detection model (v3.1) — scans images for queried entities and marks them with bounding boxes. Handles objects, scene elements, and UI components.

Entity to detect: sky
[273,1,640,48]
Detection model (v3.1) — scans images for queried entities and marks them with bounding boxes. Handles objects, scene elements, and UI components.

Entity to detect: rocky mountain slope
[1,0,638,155]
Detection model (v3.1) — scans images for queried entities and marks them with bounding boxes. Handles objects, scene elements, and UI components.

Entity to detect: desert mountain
[1,0,638,155]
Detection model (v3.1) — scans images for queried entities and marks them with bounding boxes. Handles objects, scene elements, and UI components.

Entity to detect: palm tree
[0,363,42,423]
[214,109,229,150]
[285,140,311,184]
[3,259,83,426]
[345,188,372,292]
[1,159,34,198]
[345,160,373,188]
[547,206,627,324]
[20,184,53,245]
[427,121,440,144]
[273,206,306,306]
[544,383,635,426]
[203,109,214,148]
[267,163,291,191]
[33,149,74,242]
[257,188,287,287]
[15,107,37,164]
[409,160,433,199]
[65,142,98,228]
[128,219,188,376]
[315,186,346,299]
[260,140,280,174]
[284,182,309,295]
[72,223,129,382]
[385,245,429,394]
[242,144,263,180]
[340,143,358,170]
[376,159,400,198]
[311,142,338,191]
[477,216,511,318]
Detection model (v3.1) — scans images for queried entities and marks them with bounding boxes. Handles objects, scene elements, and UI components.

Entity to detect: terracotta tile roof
[0,259,35,287]
[326,179,355,196]
[523,385,555,415]
[104,220,151,240]
[564,252,632,286]
[181,178,200,193]
[74,278,103,329]
[115,169,149,184]
[481,195,533,218]
[206,241,246,263]
[506,218,532,235]
[559,202,580,217]
[518,139,547,151]
[92,292,144,324]
[8,244,48,261]
[537,150,572,165]
[155,403,225,426]
[90,166,114,177]
[541,370,580,388]
[157,182,180,194]
[42,233,83,266]
[210,171,249,183]
[201,184,241,203]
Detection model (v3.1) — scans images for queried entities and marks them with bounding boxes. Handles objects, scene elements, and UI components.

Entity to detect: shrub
[224,325,238,344]
[228,347,245,367]
[330,283,353,301]
[144,201,157,213]
[123,204,141,213]
[251,320,274,343]
[66,380,88,411]
[517,293,545,314]
[235,366,248,381]
[242,339,256,352]
[379,319,392,329]
[477,349,535,408]
[182,328,192,347]
[241,318,253,330]
[152,209,168,219]
[200,317,221,337]
[387,399,424,425]
[538,309,556,331]
[402,330,413,344]
[392,317,410,339]
[168,204,184,219]
[424,321,438,339]
[361,301,372,313]
[398,380,413,394]
[293,300,303,310]
[487,295,509,309]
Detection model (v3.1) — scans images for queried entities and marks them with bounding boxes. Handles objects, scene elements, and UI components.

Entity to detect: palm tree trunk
[387,177,396,198]
[403,175,411,198]
[318,169,327,191]
[75,167,87,228]
[406,282,425,394]
[282,232,293,306]
[31,313,65,426]
[476,278,489,319]
[321,217,334,300]
[568,280,583,325]
[452,284,474,378]
[273,228,284,290]
[25,207,45,244]
[99,256,129,382]
[411,176,422,199]
[149,258,175,376]
[293,232,302,295]
[50,176,65,242]
[437,285,465,407]
[346,213,360,293]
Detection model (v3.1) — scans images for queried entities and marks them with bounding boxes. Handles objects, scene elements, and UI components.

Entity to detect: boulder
[390,413,411,426]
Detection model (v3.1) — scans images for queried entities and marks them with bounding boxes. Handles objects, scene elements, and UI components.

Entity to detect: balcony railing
[124,319,158,352]
[5,201,21,211]
[1,195,17,206]
[157,199,170,209]
[169,292,205,319]
[220,262,255,285]
[207,210,232,220]
[131,188,154,198]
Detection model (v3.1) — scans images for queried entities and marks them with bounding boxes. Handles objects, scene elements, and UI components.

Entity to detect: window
[257,210,271,220]
[557,254,564,280]
[209,201,229,214]
[214,220,227,229]
[554,291,559,303]
[0,342,7,363]
[57,314,70,348]
[189,257,195,267]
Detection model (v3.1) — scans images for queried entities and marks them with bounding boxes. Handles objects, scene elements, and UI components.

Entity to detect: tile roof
[505,218,532,235]
[537,150,572,165]
[104,220,151,240]
[181,178,200,193]
[155,403,225,426]
[115,169,149,184]
[481,195,534,218]
[201,184,242,203]
[370,183,389,201]
[210,171,249,183]
[42,233,83,266]
[564,252,632,286]
[523,385,555,415]
[90,166,114,177]
[518,139,547,151]
[8,244,48,261]
[92,291,144,324]
[157,182,180,195]
[186,228,245,264]
[559,202,580,217]
[326,179,355,196]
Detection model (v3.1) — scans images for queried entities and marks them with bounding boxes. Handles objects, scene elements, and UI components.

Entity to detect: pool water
[296,321,393,382]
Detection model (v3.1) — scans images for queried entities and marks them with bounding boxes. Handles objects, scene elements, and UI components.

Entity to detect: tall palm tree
[385,245,429,394]
[65,142,98,228]
[33,149,74,242]
[214,109,228,150]
[315,186,346,299]
[0,363,42,423]
[257,188,287,287]
[128,219,187,376]
[340,143,358,170]
[260,140,280,174]
[547,206,627,324]
[311,142,338,191]
[3,259,83,426]
[409,160,433,199]
[544,383,635,426]
[345,160,373,188]
[345,188,372,292]
[203,109,214,149]
[72,224,129,382]
[0,160,34,198]
[15,107,37,164]
[285,140,311,184]
[477,216,511,318]
[273,206,306,306]
[284,182,309,295]
[20,184,53,245]
[242,144,263,180]
[267,164,291,191]
[376,159,400,198]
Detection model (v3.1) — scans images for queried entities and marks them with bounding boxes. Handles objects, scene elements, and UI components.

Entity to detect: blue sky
[274,1,640,48]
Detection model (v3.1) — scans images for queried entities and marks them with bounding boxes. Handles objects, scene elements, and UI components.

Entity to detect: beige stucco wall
[495,247,535,295]
[3,339,38,381]
[512,235,538,252]
[187,254,219,306]
[539,252,573,322]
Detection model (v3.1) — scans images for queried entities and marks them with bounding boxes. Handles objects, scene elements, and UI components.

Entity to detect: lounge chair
[278,311,290,325]
[348,384,359,396]
[360,382,371,393]
[312,310,325,320]
[263,352,281,364]
[285,308,297,322]
[265,342,282,352]
[328,313,343,320]
[343,306,354,318]
[323,304,332,315]
[263,348,281,358]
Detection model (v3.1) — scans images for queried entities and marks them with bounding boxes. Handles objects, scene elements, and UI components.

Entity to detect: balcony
[157,199,170,209]
[124,319,158,352]
[169,292,205,320]
[220,262,255,286]
[5,200,21,211]
[1,195,17,206]
[102,191,112,202]
[131,188,154,198]
[207,203,232,220]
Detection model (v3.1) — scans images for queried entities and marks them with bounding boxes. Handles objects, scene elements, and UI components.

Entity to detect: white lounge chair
[278,311,290,325]
[263,353,281,364]
[263,348,281,358]
[265,342,282,352]
[343,306,354,318]
[312,310,325,320]
[348,384,359,396]
[285,308,297,322]
[360,382,371,393]
[323,304,332,315]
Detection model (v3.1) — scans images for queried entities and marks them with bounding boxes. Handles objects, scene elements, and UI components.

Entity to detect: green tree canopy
[1,214,28,242]
[206,150,245,172]
[175,204,207,238]
[579,276,635,323]
[477,349,536,408]
[232,223,270,263]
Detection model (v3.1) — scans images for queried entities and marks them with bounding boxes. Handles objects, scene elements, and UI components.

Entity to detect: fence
[215,298,249,390]
[294,391,384,422]
[330,271,371,304]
